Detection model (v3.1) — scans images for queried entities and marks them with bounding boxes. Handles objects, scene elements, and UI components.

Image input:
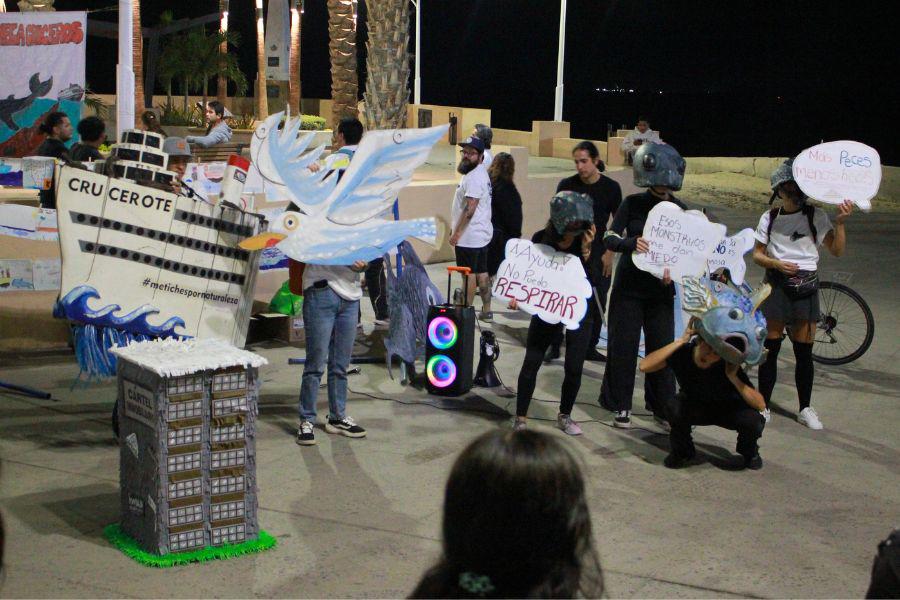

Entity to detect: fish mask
[681,276,771,366]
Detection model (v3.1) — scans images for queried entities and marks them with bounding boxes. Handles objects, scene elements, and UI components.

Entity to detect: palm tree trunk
[202,79,209,112]
[288,0,302,116]
[255,0,269,119]
[133,0,145,110]
[182,77,189,112]
[363,0,409,130]
[166,81,172,107]
[327,0,358,129]
[217,0,228,104]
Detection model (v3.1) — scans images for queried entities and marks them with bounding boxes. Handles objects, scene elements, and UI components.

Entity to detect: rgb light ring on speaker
[427,316,458,349]
[426,355,457,388]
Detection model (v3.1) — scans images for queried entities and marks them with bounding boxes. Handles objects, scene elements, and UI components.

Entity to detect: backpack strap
[765,207,779,247]
[802,204,818,244]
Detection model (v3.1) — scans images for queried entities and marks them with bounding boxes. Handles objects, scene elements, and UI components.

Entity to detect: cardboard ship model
[55,130,266,375]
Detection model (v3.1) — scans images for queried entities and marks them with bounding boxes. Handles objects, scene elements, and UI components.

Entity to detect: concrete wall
[406,104,491,144]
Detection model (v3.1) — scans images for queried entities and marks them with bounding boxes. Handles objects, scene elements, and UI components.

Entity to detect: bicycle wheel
[813,281,875,365]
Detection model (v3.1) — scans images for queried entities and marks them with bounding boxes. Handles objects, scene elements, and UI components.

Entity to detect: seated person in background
[70,116,106,163]
[186,101,232,148]
[140,110,167,137]
[621,117,661,164]
[410,429,604,598]
[473,123,494,168]
[640,322,766,470]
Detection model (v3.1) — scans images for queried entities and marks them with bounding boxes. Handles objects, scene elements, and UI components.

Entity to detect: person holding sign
[753,159,852,430]
[601,142,687,429]
[512,191,595,436]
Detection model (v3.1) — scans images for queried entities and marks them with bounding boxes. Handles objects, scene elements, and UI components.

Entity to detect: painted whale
[0,73,54,132]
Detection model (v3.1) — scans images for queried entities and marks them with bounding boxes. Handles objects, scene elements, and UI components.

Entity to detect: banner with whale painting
[0,11,87,158]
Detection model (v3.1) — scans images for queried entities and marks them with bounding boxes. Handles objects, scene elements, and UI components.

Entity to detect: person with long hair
[511,191,595,435]
[140,110,167,137]
[485,152,522,277]
[187,100,232,148]
[411,429,604,598]
[602,142,686,429]
[753,159,852,430]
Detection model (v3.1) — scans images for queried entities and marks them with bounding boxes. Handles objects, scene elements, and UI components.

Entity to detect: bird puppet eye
[283,215,299,231]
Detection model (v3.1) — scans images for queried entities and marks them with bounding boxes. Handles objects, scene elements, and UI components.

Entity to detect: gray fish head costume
[549,191,594,235]
[633,142,686,191]
[681,276,772,366]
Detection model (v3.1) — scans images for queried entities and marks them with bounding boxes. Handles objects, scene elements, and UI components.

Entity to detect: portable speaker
[425,304,475,396]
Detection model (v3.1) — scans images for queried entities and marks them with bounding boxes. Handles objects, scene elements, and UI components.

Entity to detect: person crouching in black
[640,322,766,470]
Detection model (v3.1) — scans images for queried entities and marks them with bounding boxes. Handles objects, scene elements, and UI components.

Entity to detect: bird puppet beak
[239,232,287,250]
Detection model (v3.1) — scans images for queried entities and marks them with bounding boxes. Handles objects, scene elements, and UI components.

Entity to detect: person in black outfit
[70,116,106,163]
[602,142,687,429]
[640,323,766,470]
[34,111,74,209]
[509,191,595,436]
[486,152,522,276]
[548,141,622,363]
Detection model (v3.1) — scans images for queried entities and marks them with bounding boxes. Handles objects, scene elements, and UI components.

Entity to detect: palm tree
[363,0,409,130]
[133,0,145,110]
[195,29,247,109]
[288,0,302,116]
[217,0,229,104]
[327,0,358,129]
[255,0,269,119]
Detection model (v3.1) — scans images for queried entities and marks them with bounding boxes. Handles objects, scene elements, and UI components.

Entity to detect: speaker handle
[446,266,472,307]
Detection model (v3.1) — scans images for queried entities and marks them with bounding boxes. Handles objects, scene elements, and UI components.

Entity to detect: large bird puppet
[240,112,448,265]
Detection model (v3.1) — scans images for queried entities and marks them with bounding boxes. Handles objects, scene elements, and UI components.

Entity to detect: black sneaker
[664,453,688,469]
[544,344,561,363]
[325,416,367,438]
[744,455,763,470]
[585,349,607,362]
[296,420,316,446]
[613,410,631,428]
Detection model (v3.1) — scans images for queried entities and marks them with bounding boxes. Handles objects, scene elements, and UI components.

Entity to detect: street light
[554,0,566,121]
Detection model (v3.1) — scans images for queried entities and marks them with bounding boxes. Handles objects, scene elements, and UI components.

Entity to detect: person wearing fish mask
[601,142,686,429]
[511,191,595,436]
[640,278,770,469]
[752,159,852,430]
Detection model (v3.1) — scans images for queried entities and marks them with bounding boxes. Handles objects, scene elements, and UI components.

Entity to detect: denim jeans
[299,286,359,423]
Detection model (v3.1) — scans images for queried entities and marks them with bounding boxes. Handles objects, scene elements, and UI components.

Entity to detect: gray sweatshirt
[187,121,233,148]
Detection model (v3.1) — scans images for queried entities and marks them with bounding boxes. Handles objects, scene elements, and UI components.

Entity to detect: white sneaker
[761,408,771,424]
[798,407,823,430]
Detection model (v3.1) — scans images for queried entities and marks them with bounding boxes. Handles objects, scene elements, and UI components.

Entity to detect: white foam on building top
[111,338,268,377]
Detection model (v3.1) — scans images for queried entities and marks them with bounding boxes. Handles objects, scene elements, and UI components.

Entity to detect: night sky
[49,0,898,163]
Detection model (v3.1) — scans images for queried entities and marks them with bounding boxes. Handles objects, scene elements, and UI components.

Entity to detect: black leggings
[365,258,388,320]
[516,314,593,417]
[603,291,675,414]
[667,393,765,460]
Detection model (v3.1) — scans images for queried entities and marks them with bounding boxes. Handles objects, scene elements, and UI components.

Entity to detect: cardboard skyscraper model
[111,338,267,556]
[54,129,265,375]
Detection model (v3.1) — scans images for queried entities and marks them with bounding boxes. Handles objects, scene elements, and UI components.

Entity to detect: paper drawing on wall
[240,112,447,265]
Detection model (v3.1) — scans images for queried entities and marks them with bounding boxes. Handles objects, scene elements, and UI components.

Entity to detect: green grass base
[103,523,276,568]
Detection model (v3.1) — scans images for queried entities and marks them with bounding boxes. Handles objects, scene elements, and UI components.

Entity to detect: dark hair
[488,152,515,184]
[637,116,649,124]
[572,141,605,172]
[141,110,167,136]
[76,116,106,143]
[411,430,604,599]
[474,123,493,148]
[205,101,226,135]
[337,117,364,145]
[39,112,69,136]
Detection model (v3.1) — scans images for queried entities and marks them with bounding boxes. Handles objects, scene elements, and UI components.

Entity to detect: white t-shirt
[302,264,362,301]
[754,206,833,271]
[482,149,493,169]
[451,163,493,248]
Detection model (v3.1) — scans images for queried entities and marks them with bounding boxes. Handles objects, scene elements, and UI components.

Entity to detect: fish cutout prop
[240,112,447,265]
[707,228,756,285]
[681,276,771,366]
[383,241,443,383]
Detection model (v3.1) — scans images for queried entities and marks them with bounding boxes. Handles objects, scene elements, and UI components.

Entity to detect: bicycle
[812,273,875,365]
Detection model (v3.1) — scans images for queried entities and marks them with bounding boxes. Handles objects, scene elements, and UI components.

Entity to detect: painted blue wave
[260,246,289,270]
[59,285,186,338]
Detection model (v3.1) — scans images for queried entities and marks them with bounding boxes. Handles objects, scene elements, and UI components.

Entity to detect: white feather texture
[249,112,448,265]
[110,338,268,377]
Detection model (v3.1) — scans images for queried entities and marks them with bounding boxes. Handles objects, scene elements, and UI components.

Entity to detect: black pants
[365,258,388,320]
[603,291,674,414]
[517,314,593,417]
[667,393,765,460]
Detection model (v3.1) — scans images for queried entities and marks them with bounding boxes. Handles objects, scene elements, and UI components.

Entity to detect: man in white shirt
[450,136,494,320]
[473,123,494,169]
[621,117,661,165]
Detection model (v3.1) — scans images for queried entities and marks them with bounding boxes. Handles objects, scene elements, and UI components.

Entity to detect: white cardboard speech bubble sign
[792,140,881,212]
[707,228,756,285]
[633,201,727,281]
[492,239,592,330]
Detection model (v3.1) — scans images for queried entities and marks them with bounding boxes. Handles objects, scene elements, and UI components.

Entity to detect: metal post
[117,0,136,136]
[553,0,567,121]
[412,0,421,105]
